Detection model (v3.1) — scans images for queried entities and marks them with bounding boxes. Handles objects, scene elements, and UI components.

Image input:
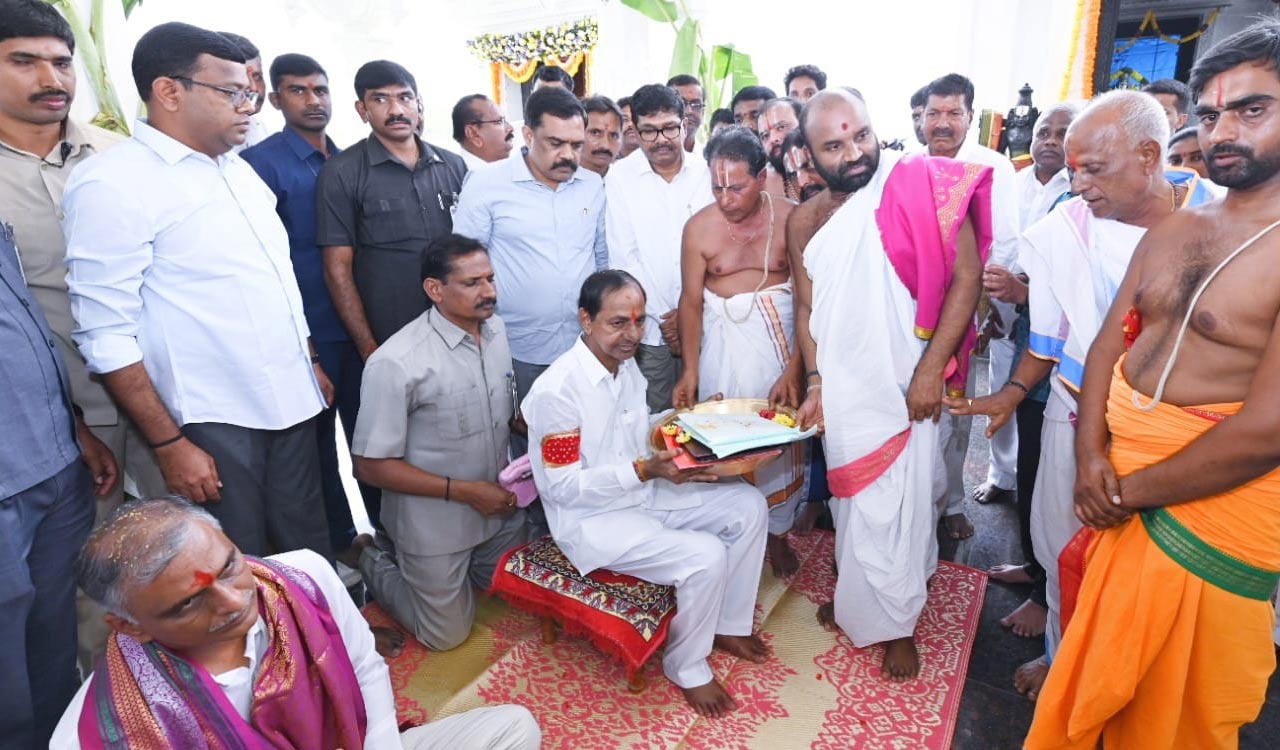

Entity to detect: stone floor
[944,359,1280,749]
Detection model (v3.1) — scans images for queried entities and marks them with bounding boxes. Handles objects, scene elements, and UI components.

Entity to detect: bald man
[791,89,989,680]
[947,90,1216,701]
[56,496,540,749]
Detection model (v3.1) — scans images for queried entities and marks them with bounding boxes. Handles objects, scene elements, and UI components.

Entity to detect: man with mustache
[453,86,606,462]
[524,270,769,718]
[450,93,514,171]
[606,83,713,412]
[674,126,805,577]
[243,54,385,592]
[922,72,1020,540]
[350,234,528,651]
[978,101,1079,643]
[0,0,164,678]
[617,95,642,158]
[667,73,704,153]
[63,17,336,636]
[909,85,928,147]
[731,84,776,134]
[946,91,1215,704]
[791,88,990,681]
[219,32,269,151]
[780,128,826,203]
[759,97,801,200]
[52,495,542,750]
[579,94,623,177]
[318,60,467,363]
[1022,21,1280,747]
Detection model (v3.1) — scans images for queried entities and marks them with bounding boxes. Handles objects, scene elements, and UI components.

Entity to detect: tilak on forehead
[1217,80,1225,108]
[193,570,215,588]
[717,159,732,186]
[841,121,849,131]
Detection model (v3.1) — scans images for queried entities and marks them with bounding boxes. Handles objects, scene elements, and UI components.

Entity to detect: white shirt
[50,550,402,750]
[605,149,712,346]
[457,146,494,172]
[1016,164,1072,231]
[952,141,1020,269]
[523,338,704,573]
[63,120,323,430]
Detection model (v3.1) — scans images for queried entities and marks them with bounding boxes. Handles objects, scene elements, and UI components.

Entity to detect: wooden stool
[490,535,675,692]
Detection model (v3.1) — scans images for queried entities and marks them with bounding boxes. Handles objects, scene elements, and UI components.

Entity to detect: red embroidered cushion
[489,536,675,677]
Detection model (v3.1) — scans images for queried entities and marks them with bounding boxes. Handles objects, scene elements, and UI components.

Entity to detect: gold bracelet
[633,457,649,482]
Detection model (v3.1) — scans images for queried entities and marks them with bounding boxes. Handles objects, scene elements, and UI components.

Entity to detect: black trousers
[1016,398,1048,607]
[183,417,331,560]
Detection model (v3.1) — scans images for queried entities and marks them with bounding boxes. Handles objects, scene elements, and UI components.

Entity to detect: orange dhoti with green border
[1025,364,1280,750]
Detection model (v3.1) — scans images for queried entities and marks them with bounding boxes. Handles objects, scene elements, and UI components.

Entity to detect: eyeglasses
[637,124,683,142]
[470,117,508,128]
[683,100,705,112]
[171,76,259,109]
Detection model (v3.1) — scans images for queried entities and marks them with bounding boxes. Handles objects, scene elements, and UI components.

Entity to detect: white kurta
[698,283,807,534]
[803,150,939,646]
[523,338,768,688]
[1020,199,1147,659]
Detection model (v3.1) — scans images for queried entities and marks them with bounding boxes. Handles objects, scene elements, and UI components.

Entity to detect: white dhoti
[1020,198,1149,660]
[1029,405,1079,660]
[402,705,542,750]
[584,482,767,688]
[803,150,937,645]
[698,283,807,534]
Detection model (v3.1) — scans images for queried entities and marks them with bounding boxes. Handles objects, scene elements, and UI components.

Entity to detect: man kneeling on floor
[524,270,770,717]
[52,496,541,750]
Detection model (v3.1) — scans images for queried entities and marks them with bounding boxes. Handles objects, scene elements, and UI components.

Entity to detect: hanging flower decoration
[467,18,599,65]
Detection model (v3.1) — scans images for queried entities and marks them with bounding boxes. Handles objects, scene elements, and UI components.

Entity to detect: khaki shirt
[0,120,123,425]
[353,308,515,556]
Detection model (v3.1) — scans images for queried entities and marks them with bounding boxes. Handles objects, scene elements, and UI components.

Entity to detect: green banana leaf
[669,18,701,79]
[619,0,679,25]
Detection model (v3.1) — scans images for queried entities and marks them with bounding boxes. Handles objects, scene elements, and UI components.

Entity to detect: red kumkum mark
[840,121,849,131]
[193,570,214,588]
[1216,82,1225,108]
[1067,155,1079,171]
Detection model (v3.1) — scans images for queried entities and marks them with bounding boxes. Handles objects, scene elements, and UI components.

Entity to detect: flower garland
[467,18,598,66]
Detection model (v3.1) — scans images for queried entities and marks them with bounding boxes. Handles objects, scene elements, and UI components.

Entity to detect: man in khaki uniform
[0,0,164,672]
[352,234,526,650]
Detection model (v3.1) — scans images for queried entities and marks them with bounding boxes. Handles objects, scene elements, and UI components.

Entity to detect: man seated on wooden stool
[523,270,770,718]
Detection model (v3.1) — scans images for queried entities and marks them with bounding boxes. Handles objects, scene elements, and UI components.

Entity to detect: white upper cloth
[50,550,402,750]
[802,148,939,644]
[62,120,323,430]
[1021,197,1147,419]
[1016,164,1073,232]
[456,146,494,173]
[605,149,713,346]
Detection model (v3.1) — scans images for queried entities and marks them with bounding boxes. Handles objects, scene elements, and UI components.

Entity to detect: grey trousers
[362,510,528,651]
[636,343,682,413]
[0,459,94,750]
[182,418,331,560]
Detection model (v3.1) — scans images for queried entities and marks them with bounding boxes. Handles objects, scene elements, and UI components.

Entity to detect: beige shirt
[0,120,122,425]
[353,308,515,556]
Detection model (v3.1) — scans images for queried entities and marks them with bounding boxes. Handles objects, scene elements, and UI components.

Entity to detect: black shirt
[316,134,466,342]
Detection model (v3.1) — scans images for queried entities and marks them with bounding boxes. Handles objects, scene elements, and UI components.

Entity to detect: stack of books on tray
[674,412,815,459]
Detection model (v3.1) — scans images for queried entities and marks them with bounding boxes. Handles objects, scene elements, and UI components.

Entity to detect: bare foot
[681,678,738,718]
[335,533,375,569]
[971,482,1014,505]
[942,512,975,540]
[881,637,920,682]
[987,563,1035,584]
[1014,655,1050,701]
[816,601,838,632]
[713,633,770,663]
[1000,599,1047,638]
[793,502,822,536]
[766,533,800,577]
[373,625,405,658]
